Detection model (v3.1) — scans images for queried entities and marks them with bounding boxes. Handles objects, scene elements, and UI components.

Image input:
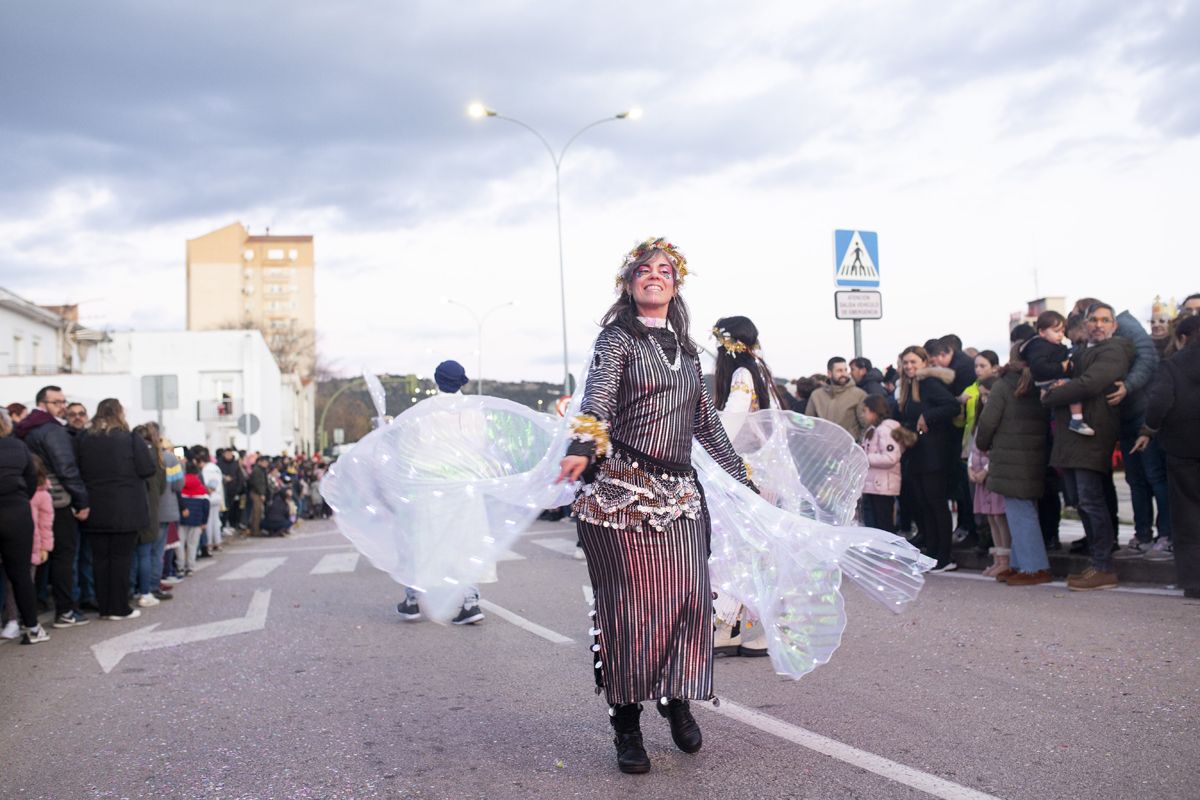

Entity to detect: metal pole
[853,319,863,360]
[554,164,570,397]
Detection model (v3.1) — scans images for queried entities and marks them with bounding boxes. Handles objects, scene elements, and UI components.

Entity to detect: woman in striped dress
[556,238,754,775]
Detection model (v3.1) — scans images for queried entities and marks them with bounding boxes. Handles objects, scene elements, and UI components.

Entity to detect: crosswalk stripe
[218,557,287,581]
[496,549,525,562]
[310,552,360,574]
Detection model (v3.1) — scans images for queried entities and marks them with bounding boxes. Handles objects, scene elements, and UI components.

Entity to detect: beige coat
[805,381,867,440]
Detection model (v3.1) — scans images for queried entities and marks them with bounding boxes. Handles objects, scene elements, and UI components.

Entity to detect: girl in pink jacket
[858,395,911,533]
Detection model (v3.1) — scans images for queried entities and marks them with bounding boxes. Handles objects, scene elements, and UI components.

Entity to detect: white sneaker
[930,562,959,573]
[574,546,586,561]
[102,609,143,621]
[136,593,160,607]
[0,620,20,640]
[20,624,50,644]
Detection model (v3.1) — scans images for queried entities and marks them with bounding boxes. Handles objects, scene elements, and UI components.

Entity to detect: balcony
[197,398,243,422]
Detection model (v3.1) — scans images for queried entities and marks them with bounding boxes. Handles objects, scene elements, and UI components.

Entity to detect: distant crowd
[773,294,1198,595]
[0,385,333,645]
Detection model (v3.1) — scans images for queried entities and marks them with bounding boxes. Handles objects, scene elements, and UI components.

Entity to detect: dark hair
[5,402,26,417]
[1177,314,1200,346]
[1010,322,1035,343]
[712,316,783,411]
[1066,313,1086,333]
[849,357,872,371]
[1072,297,1102,316]
[35,385,62,405]
[922,338,940,352]
[976,349,999,368]
[1036,310,1066,331]
[133,423,164,469]
[897,345,930,411]
[191,445,211,463]
[1084,302,1116,320]
[926,340,952,357]
[940,334,962,352]
[861,394,891,421]
[599,247,698,358]
[1002,344,1034,398]
[1179,293,1200,314]
[826,356,847,372]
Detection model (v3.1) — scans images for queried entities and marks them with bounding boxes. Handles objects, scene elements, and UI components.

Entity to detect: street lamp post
[445,299,515,395]
[468,102,641,397]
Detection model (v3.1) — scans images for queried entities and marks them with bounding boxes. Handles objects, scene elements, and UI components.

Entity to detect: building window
[288,249,298,260]
[267,248,285,260]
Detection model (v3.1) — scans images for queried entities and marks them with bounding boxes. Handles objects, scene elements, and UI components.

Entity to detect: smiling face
[901,351,926,378]
[628,252,676,317]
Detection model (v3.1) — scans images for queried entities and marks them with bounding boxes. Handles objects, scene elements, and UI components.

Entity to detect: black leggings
[911,471,953,566]
[863,493,897,533]
[91,532,137,618]
[0,500,39,628]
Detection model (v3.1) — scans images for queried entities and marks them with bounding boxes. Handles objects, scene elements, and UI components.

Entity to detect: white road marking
[223,544,354,555]
[218,557,287,581]
[935,570,1183,596]
[496,549,525,562]
[91,590,271,674]
[477,599,573,644]
[532,537,579,557]
[704,699,1002,800]
[582,585,594,606]
[310,551,360,574]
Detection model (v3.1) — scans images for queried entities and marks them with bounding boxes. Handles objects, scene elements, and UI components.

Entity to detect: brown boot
[1067,568,1118,591]
[1006,570,1052,586]
[994,567,1016,582]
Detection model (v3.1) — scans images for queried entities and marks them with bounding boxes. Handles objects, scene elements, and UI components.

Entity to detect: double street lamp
[468,102,642,397]
[444,298,515,395]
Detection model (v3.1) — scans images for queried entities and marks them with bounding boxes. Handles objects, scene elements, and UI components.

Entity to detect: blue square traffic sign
[834,230,880,287]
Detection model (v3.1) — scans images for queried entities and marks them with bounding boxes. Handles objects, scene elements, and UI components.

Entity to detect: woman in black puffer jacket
[75,399,156,620]
[896,345,961,571]
[976,347,1052,585]
[0,409,44,642]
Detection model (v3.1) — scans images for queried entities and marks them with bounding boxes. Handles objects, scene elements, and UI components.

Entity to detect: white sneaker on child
[1,619,20,640]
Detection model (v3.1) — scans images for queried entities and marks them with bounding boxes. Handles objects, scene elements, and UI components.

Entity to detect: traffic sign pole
[834,230,881,360]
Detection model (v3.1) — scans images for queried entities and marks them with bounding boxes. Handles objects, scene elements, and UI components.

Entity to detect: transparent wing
[323,393,573,621]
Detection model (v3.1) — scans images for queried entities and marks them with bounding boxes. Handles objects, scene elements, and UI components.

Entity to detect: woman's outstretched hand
[556,455,589,484]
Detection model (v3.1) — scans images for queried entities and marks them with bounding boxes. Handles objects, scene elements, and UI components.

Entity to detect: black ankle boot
[656,698,702,753]
[609,704,651,774]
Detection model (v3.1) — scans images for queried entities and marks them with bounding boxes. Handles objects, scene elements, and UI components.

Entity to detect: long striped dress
[570,322,750,706]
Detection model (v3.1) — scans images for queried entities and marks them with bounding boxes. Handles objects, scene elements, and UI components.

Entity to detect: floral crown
[712,327,759,357]
[614,237,688,291]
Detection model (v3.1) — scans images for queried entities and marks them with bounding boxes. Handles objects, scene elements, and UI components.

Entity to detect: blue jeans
[75,530,95,602]
[130,540,154,595]
[151,523,168,584]
[1064,468,1116,571]
[1004,497,1050,573]
[1121,417,1172,542]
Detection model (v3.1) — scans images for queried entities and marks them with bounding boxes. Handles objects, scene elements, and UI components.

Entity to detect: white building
[0,288,107,375]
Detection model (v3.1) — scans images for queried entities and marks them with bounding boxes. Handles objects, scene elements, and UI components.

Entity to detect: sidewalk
[952,477,1178,587]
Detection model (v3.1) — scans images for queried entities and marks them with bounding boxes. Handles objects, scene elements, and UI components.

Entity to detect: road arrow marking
[310,551,359,574]
[218,556,287,581]
[90,590,272,674]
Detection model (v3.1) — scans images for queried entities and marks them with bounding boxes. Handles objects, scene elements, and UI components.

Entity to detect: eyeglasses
[44,399,67,406]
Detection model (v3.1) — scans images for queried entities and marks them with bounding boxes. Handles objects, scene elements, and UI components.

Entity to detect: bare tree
[216,316,316,380]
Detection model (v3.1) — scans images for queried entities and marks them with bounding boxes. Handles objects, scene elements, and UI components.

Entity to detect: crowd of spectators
[795,293,1199,597]
[0,385,333,645]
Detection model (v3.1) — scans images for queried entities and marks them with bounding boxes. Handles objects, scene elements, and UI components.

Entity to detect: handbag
[46,473,72,509]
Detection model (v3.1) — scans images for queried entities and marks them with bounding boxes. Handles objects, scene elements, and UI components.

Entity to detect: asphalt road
[3,518,1197,800]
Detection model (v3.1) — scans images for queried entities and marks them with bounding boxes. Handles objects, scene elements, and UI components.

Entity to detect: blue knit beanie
[434,360,469,393]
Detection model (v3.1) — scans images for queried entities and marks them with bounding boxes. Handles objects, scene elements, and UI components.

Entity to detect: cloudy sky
[1,1,1196,385]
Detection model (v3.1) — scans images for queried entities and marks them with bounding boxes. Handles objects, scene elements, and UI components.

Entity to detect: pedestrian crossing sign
[834,230,880,287]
